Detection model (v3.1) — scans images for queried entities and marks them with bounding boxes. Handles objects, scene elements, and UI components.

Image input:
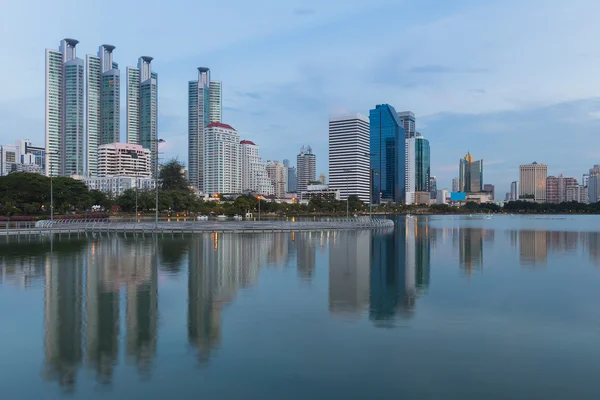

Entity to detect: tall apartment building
[297,145,316,193]
[203,122,241,194]
[587,165,600,203]
[370,104,406,204]
[328,114,370,203]
[483,184,495,200]
[397,111,416,138]
[519,162,548,202]
[86,45,120,176]
[127,57,158,175]
[97,143,151,177]
[45,39,85,177]
[266,161,287,198]
[546,175,578,203]
[188,67,222,191]
[240,140,273,195]
[458,152,483,193]
[566,185,588,203]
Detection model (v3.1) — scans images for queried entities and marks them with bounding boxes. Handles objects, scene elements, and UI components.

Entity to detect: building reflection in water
[328,231,371,316]
[368,219,431,327]
[296,232,317,281]
[40,236,159,389]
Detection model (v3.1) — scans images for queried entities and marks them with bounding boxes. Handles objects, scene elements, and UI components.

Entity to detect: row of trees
[4,160,600,216]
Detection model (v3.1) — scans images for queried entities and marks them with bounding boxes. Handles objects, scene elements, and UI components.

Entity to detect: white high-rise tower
[188,67,222,191]
[45,39,85,176]
[328,114,370,203]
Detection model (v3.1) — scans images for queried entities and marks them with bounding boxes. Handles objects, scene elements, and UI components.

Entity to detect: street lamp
[154,138,166,228]
[364,153,375,219]
[257,195,261,221]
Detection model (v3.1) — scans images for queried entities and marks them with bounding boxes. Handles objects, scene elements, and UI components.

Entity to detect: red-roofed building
[206,122,236,131]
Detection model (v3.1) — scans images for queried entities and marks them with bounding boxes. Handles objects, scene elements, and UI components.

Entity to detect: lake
[1,215,600,399]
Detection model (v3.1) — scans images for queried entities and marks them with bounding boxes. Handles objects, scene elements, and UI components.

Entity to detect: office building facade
[86,45,120,176]
[483,184,495,200]
[45,39,85,177]
[405,135,430,204]
[566,185,588,203]
[397,111,416,138]
[519,162,548,202]
[546,175,578,203]
[370,104,406,204]
[458,152,483,193]
[328,114,370,203]
[510,181,519,201]
[297,146,316,193]
[203,122,241,194]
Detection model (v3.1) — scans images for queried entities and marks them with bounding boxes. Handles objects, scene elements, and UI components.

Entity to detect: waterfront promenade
[0,218,394,237]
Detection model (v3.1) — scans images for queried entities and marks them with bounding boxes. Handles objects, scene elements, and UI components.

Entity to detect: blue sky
[2,0,600,195]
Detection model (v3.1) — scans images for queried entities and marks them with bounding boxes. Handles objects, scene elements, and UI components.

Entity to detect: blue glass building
[369,104,406,204]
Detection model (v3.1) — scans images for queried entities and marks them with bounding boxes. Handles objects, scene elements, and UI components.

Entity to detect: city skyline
[6,1,600,193]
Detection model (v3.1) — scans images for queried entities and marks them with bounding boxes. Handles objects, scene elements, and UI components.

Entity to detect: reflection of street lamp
[154,138,166,228]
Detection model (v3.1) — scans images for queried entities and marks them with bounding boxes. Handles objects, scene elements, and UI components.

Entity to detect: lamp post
[154,138,165,228]
[364,153,375,219]
[257,195,261,221]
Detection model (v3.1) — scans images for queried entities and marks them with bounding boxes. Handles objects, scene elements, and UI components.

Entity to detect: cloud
[294,8,316,16]
[409,65,489,74]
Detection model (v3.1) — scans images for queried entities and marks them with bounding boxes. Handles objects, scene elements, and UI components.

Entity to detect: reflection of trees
[158,238,190,274]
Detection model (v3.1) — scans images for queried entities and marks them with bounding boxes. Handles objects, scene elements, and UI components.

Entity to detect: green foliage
[159,159,189,191]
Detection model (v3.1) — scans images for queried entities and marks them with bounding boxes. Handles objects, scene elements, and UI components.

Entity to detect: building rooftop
[207,122,236,131]
[240,140,256,145]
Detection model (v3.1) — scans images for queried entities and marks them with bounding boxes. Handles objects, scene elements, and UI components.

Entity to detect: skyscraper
[203,122,241,194]
[370,104,406,204]
[519,162,548,202]
[287,166,298,192]
[458,152,483,193]
[328,114,370,203]
[188,67,222,191]
[86,45,120,176]
[452,177,460,193]
[45,39,85,177]
[483,184,495,200]
[429,175,437,200]
[397,111,416,138]
[405,135,430,204]
[510,181,519,201]
[127,57,158,175]
[297,146,316,193]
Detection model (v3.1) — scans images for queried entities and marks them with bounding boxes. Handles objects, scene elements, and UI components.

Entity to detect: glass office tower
[369,104,406,204]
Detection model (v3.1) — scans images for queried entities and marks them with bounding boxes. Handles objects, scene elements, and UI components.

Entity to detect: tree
[159,159,189,191]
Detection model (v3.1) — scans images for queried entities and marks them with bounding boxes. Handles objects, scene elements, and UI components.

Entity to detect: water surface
[1,215,600,399]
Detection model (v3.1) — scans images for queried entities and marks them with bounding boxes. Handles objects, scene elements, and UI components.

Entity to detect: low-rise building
[300,184,340,202]
[75,175,155,197]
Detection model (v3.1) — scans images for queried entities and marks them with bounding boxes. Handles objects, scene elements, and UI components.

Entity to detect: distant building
[203,122,241,195]
[587,165,600,203]
[436,189,449,204]
[319,173,326,185]
[429,176,437,200]
[297,145,316,193]
[510,181,519,201]
[300,184,340,202]
[0,139,45,176]
[97,143,151,178]
[415,191,431,205]
[370,104,406,204]
[519,162,547,202]
[566,185,588,203]
[76,175,155,196]
[483,184,495,200]
[546,175,578,203]
[240,140,273,195]
[397,111,416,138]
[266,161,287,198]
[287,166,297,193]
[458,152,483,193]
[451,177,460,193]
